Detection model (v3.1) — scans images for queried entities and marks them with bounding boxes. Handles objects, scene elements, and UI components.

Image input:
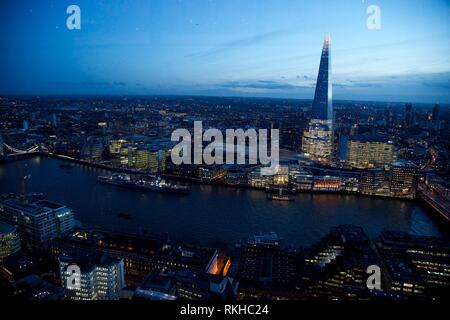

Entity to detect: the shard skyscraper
[311,35,333,121]
[302,35,334,164]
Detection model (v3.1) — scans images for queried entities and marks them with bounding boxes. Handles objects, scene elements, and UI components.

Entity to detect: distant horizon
[0,92,447,108]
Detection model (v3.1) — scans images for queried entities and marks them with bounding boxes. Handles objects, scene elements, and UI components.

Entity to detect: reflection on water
[0,156,448,247]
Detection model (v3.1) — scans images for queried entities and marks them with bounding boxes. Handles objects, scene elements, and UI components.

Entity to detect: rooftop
[1,198,50,216]
[0,220,16,235]
[0,195,69,216]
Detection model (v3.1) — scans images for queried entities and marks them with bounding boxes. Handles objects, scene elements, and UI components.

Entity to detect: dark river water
[0,156,448,247]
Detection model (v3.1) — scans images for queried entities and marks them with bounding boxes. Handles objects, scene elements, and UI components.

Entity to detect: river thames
[0,156,448,247]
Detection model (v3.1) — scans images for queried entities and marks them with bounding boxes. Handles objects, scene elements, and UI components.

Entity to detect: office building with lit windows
[389,160,419,199]
[346,136,397,169]
[360,168,386,196]
[302,119,334,163]
[301,225,380,300]
[0,220,21,260]
[288,165,314,191]
[377,231,450,299]
[248,167,273,188]
[59,253,125,300]
[0,196,75,251]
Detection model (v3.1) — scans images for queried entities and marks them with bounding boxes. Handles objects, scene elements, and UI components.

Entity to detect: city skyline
[0,0,449,104]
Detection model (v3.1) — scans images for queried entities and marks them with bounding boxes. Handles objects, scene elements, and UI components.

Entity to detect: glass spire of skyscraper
[302,35,334,164]
[311,35,332,121]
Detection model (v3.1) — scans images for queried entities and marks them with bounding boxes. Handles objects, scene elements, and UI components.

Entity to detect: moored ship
[98,174,190,194]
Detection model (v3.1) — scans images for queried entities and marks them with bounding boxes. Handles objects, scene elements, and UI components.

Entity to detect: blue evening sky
[0,0,449,103]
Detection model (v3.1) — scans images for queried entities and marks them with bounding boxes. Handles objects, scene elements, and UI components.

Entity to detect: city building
[346,136,397,169]
[359,169,386,196]
[272,165,289,187]
[302,119,334,164]
[135,148,151,170]
[236,233,298,299]
[223,166,249,186]
[133,269,178,300]
[0,220,21,260]
[109,138,127,155]
[377,231,450,299]
[313,175,341,192]
[288,165,314,191]
[4,274,65,300]
[404,103,414,128]
[389,160,420,199]
[0,196,75,251]
[59,253,125,300]
[51,113,58,127]
[51,229,218,285]
[199,166,225,182]
[301,225,380,300]
[81,139,103,160]
[302,35,334,164]
[0,251,35,284]
[248,167,273,188]
[428,103,440,130]
[173,270,238,300]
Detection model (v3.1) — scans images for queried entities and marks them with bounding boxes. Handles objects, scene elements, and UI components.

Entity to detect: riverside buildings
[389,161,420,199]
[0,195,75,251]
[346,136,397,169]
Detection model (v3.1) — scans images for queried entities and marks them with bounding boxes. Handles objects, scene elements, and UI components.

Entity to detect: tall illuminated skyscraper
[302,35,334,163]
[311,35,332,121]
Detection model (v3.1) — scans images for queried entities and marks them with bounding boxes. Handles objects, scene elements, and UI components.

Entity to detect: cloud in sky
[187,28,294,59]
[217,80,312,91]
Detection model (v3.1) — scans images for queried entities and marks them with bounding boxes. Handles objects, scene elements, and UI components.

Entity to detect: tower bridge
[1,142,41,157]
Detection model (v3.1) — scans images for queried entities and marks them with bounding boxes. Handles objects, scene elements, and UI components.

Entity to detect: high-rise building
[22,120,29,131]
[311,35,332,121]
[404,103,413,128]
[0,221,21,260]
[0,196,75,251]
[51,113,58,127]
[390,160,419,199]
[302,35,334,164]
[431,104,440,123]
[428,104,441,131]
[346,136,397,169]
[59,253,125,300]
